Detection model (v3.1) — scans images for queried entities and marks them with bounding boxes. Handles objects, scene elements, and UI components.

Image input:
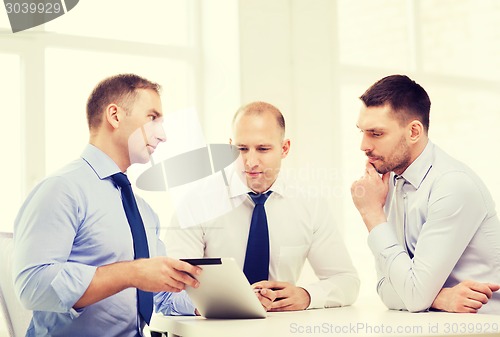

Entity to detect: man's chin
[247,180,267,194]
[372,164,389,175]
[130,153,151,165]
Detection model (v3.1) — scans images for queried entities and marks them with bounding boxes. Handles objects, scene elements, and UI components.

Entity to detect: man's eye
[258,148,270,151]
[372,133,382,137]
[238,147,248,151]
[149,115,157,121]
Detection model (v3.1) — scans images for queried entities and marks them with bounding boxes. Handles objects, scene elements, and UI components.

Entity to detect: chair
[0,232,32,337]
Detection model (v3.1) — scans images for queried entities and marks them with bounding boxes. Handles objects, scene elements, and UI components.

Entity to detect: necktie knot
[394,175,406,192]
[249,191,272,205]
[111,172,131,188]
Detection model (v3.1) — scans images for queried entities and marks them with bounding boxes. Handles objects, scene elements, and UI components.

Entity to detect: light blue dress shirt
[368,141,500,314]
[13,144,192,337]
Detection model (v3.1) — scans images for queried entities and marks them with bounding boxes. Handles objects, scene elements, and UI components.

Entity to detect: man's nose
[360,134,372,152]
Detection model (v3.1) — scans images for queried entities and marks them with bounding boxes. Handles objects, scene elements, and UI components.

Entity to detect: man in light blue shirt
[13,74,201,337]
[351,75,500,314]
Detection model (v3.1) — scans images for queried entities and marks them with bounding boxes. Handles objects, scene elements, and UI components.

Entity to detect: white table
[149,304,500,337]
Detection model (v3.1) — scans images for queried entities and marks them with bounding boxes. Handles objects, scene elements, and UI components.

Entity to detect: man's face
[121,89,166,165]
[231,113,290,194]
[357,103,411,175]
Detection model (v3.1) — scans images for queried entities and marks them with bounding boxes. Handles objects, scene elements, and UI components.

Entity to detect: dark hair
[232,101,285,135]
[86,74,161,130]
[360,75,431,132]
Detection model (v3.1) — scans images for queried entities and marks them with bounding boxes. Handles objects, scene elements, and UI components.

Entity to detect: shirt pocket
[275,245,309,283]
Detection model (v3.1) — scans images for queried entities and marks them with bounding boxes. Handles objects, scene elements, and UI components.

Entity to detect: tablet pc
[181,257,267,319]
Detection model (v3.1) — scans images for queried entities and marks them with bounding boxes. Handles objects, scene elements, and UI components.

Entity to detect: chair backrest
[0,232,32,337]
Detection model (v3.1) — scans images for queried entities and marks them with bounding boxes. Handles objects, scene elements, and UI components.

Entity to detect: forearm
[74,260,137,308]
[376,276,407,311]
[304,273,360,309]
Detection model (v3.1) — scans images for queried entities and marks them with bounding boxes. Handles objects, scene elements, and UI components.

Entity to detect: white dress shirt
[368,141,500,314]
[164,166,360,310]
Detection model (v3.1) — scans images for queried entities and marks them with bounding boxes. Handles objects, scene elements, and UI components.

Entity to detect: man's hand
[75,257,201,308]
[252,281,310,311]
[131,257,201,293]
[351,161,390,231]
[252,286,278,311]
[431,280,500,313]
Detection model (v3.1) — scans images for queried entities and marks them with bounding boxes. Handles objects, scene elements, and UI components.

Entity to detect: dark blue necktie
[111,172,153,325]
[243,191,272,284]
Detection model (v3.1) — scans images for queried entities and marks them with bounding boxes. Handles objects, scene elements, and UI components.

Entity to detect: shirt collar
[81,144,123,180]
[400,140,434,189]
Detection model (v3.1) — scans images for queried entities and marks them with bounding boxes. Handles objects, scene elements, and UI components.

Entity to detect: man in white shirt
[165,101,359,312]
[351,74,500,314]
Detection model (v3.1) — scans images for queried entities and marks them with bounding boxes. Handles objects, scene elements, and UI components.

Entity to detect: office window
[44,48,195,175]
[420,0,500,81]
[337,0,411,70]
[0,1,200,234]
[0,54,21,232]
[44,0,195,46]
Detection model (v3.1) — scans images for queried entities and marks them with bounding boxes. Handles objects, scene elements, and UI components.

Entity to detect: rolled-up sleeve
[14,177,96,313]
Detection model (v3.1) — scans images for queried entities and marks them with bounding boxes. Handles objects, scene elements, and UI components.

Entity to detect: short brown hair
[86,74,161,130]
[360,75,431,132]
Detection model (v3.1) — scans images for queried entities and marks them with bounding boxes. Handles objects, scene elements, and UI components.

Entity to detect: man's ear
[105,104,120,129]
[408,120,424,143]
[281,139,291,158]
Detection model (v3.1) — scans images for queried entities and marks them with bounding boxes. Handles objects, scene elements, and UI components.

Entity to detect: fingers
[256,288,277,311]
[252,281,290,311]
[487,283,500,292]
[171,259,201,288]
[365,161,380,177]
[466,281,494,300]
[382,172,391,186]
[257,288,277,302]
[158,258,201,291]
[269,297,294,311]
[252,280,284,290]
[172,259,202,277]
[268,285,310,311]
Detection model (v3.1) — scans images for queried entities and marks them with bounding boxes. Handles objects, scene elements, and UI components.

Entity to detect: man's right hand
[431,280,500,313]
[132,257,201,293]
[350,161,390,231]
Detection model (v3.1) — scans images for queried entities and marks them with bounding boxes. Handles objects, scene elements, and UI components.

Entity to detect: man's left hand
[252,280,310,311]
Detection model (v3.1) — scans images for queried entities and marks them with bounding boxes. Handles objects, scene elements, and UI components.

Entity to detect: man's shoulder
[34,158,99,196]
[46,158,93,183]
[431,145,481,180]
[429,145,493,201]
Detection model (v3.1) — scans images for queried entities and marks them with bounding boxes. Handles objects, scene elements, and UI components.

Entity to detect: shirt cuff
[51,263,97,311]
[301,284,326,309]
[367,222,399,255]
[154,291,196,316]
